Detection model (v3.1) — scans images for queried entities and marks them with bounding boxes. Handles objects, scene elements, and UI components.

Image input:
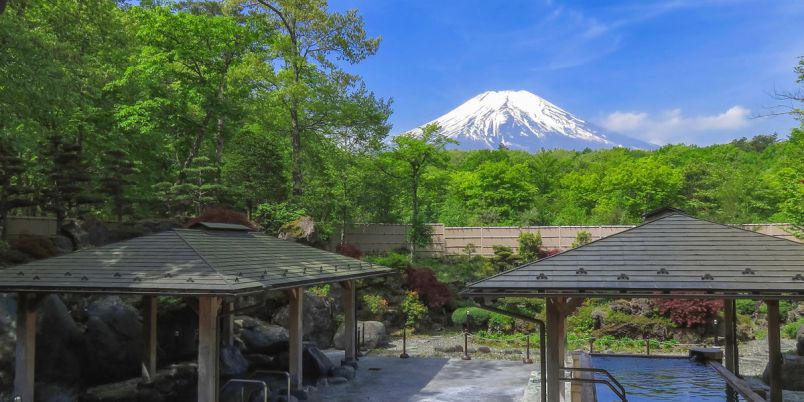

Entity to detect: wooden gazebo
[463,208,804,402]
[0,222,391,402]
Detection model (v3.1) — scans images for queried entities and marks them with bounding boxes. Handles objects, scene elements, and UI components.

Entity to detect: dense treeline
[0,0,802,242]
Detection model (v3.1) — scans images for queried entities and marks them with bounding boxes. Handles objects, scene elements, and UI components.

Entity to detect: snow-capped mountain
[405,90,653,151]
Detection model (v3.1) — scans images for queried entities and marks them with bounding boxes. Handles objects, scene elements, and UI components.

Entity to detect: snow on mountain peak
[406,90,653,151]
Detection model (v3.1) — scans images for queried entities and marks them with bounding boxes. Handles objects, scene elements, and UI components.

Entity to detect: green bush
[254,202,306,234]
[495,297,544,317]
[401,291,428,327]
[736,299,758,316]
[307,284,330,297]
[451,307,492,327]
[362,293,389,318]
[518,232,542,262]
[488,313,515,332]
[758,300,795,321]
[783,318,804,339]
[364,251,410,270]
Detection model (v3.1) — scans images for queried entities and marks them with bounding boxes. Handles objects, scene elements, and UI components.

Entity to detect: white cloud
[601,106,751,145]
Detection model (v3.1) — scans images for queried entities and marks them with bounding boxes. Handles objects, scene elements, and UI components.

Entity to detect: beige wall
[333,222,801,257]
[4,216,58,239]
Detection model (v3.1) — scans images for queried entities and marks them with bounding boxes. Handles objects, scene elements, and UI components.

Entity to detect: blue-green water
[592,355,740,402]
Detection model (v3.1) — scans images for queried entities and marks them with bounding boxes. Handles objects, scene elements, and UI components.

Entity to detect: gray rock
[36,295,85,384]
[50,234,74,254]
[220,344,249,378]
[35,383,79,402]
[303,342,334,381]
[240,319,289,354]
[434,345,463,353]
[331,365,355,380]
[328,376,348,385]
[797,325,804,357]
[762,354,804,391]
[83,296,144,383]
[333,321,387,350]
[477,346,491,353]
[278,216,319,245]
[271,292,335,349]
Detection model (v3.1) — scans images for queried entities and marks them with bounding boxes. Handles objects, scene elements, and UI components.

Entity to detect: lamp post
[713,319,719,345]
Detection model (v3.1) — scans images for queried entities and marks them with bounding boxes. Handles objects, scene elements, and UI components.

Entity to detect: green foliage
[571,231,592,248]
[517,232,542,262]
[758,300,796,322]
[364,251,410,270]
[254,202,306,235]
[736,299,759,316]
[307,284,331,297]
[401,290,428,327]
[362,293,389,318]
[782,318,804,339]
[490,245,522,272]
[451,307,492,327]
[412,255,490,283]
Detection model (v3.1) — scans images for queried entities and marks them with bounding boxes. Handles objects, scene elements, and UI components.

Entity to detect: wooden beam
[724,298,736,374]
[14,293,38,402]
[341,281,357,365]
[287,288,304,390]
[766,300,782,402]
[220,301,234,347]
[142,296,158,380]
[197,295,221,402]
[546,297,564,402]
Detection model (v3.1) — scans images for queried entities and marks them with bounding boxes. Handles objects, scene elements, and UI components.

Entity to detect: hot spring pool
[592,355,740,402]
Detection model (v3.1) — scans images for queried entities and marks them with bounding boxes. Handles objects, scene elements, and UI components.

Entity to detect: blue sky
[329,0,804,146]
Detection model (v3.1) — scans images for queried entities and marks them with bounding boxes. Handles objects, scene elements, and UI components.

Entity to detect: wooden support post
[341,281,357,366]
[723,299,736,374]
[546,297,563,402]
[142,296,158,380]
[766,300,782,402]
[220,301,234,347]
[197,295,221,402]
[14,293,38,402]
[287,288,304,390]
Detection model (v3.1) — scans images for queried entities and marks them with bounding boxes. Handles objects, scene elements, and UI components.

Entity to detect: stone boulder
[278,216,319,245]
[220,345,249,379]
[762,354,804,391]
[35,383,79,402]
[302,342,335,381]
[797,325,804,357]
[82,362,197,402]
[83,296,145,384]
[240,318,289,354]
[333,321,388,350]
[788,303,804,323]
[36,295,85,385]
[271,292,335,348]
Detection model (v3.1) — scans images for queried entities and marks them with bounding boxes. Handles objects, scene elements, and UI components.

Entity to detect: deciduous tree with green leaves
[380,123,455,256]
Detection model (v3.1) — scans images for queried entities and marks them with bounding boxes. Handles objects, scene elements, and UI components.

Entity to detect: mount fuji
[404,90,654,152]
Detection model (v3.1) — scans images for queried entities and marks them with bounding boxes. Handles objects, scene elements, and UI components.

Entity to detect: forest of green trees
[1,0,802,243]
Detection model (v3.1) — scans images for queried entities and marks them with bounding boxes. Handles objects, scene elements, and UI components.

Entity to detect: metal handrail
[561,366,628,402]
[221,379,268,402]
[251,370,291,401]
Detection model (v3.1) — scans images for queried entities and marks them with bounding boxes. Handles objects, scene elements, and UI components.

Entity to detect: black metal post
[523,333,533,364]
[399,327,409,359]
[362,322,366,349]
[644,334,650,355]
[356,322,362,358]
[461,330,471,360]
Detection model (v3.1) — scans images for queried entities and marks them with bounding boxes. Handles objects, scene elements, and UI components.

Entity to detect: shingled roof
[463,211,804,299]
[0,224,391,295]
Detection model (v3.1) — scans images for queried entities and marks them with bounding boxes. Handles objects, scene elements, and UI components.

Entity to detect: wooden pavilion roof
[463,211,804,300]
[0,224,391,295]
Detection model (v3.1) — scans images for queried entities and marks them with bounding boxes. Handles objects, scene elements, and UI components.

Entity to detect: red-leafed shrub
[539,248,561,258]
[10,234,58,260]
[656,299,723,328]
[186,207,256,229]
[405,267,452,308]
[336,242,363,259]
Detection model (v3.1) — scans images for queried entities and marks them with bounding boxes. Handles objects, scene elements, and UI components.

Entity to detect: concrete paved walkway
[320,351,536,402]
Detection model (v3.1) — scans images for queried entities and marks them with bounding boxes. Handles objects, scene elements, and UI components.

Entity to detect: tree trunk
[177,116,211,184]
[410,176,419,259]
[290,106,303,197]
